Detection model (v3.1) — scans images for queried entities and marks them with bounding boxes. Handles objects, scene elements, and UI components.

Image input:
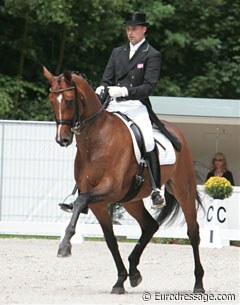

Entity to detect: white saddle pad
[114,113,176,165]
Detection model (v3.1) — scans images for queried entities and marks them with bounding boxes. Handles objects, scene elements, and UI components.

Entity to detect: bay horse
[43,66,205,294]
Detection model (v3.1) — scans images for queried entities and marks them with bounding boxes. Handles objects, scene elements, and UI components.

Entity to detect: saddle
[113,112,177,166]
[114,112,178,203]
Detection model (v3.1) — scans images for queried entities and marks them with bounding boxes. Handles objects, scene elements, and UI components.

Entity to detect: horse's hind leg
[188,220,205,293]
[123,200,159,288]
[172,184,205,293]
[184,209,205,293]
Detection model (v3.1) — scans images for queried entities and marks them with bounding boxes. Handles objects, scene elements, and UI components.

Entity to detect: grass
[230,240,240,247]
[0,234,238,246]
[0,234,189,244]
[0,234,59,240]
[151,237,190,245]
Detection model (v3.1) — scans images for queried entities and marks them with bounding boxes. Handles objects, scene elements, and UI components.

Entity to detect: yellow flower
[204,177,233,200]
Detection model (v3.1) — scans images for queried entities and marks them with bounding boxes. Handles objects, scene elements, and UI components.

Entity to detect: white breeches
[106,99,155,152]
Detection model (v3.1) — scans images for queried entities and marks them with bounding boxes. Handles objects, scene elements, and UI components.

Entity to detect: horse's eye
[65,99,74,107]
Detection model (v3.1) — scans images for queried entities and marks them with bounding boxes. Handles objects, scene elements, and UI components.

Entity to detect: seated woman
[206,152,235,186]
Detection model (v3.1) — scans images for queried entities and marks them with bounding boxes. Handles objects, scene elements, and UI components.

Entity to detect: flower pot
[213,196,224,200]
[204,177,233,201]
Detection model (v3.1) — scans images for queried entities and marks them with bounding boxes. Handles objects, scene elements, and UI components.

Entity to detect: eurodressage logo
[142,291,236,302]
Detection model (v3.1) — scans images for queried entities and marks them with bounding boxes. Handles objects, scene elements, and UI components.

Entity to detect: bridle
[49,74,103,134]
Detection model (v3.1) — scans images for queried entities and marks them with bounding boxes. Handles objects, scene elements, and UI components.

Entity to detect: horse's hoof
[57,245,72,257]
[111,287,125,294]
[194,287,205,294]
[129,271,142,287]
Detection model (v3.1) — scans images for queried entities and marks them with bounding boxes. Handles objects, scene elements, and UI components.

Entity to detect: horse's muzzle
[56,136,73,147]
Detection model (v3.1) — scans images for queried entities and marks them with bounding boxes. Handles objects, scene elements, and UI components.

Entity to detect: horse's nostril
[56,138,70,147]
[56,134,73,147]
[62,138,70,146]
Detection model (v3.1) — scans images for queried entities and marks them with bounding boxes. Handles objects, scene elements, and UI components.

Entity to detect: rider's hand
[108,86,128,99]
[95,86,105,96]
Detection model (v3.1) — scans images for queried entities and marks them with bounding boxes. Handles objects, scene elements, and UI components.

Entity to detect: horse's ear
[63,69,72,83]
[43,66,54,84]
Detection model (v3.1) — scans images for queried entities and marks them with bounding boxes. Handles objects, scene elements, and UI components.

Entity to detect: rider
[95,12,164,208]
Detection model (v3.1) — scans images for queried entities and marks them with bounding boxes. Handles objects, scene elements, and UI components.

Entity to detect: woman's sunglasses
[214,158,223,162]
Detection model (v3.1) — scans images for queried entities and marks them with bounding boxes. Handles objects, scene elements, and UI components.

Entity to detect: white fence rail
[0,120,239,248]
[0,120,75,224]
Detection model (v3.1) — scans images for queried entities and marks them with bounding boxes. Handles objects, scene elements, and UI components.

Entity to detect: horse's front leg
[124,200,159,288]
[91,206,128,294]
[57,193,88,257]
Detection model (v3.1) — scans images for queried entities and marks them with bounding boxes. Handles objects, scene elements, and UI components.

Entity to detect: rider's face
[126,25,147,45]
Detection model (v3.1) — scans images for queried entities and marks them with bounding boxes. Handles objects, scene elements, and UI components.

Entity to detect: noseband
[50,74,103,134]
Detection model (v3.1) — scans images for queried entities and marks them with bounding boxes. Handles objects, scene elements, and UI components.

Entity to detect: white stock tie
[129,48,136,59]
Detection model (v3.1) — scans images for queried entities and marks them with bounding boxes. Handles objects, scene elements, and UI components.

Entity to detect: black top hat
[123,12,149,26]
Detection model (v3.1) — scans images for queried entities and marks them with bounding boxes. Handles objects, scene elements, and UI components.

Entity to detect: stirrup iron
[58,184,78,213]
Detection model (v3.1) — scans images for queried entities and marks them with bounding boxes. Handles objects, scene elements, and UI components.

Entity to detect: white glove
[108,86,128,99]
[95,85,105,96]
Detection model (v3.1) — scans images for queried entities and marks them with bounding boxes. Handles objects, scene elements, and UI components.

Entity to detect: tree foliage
[0,0,239,120]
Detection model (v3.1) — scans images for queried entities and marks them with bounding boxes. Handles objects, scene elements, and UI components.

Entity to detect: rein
[50,79,103,134]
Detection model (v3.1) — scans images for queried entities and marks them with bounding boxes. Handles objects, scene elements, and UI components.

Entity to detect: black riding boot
[146,147,165,209]
[59,185,89,214]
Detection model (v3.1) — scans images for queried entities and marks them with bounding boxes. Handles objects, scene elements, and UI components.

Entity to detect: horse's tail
[155,188,180,226]
[196,189,205,213]
[155,188,204,226]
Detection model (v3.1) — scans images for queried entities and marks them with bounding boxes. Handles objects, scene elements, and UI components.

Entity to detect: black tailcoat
[100,40,161,111]
[101,40,181,151]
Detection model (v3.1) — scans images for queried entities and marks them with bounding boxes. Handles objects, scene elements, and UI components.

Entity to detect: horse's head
[43,66,103,147]
[43,66,81,147]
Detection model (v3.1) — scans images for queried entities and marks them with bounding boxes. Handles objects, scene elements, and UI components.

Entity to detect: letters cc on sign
[206,205,226,224]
